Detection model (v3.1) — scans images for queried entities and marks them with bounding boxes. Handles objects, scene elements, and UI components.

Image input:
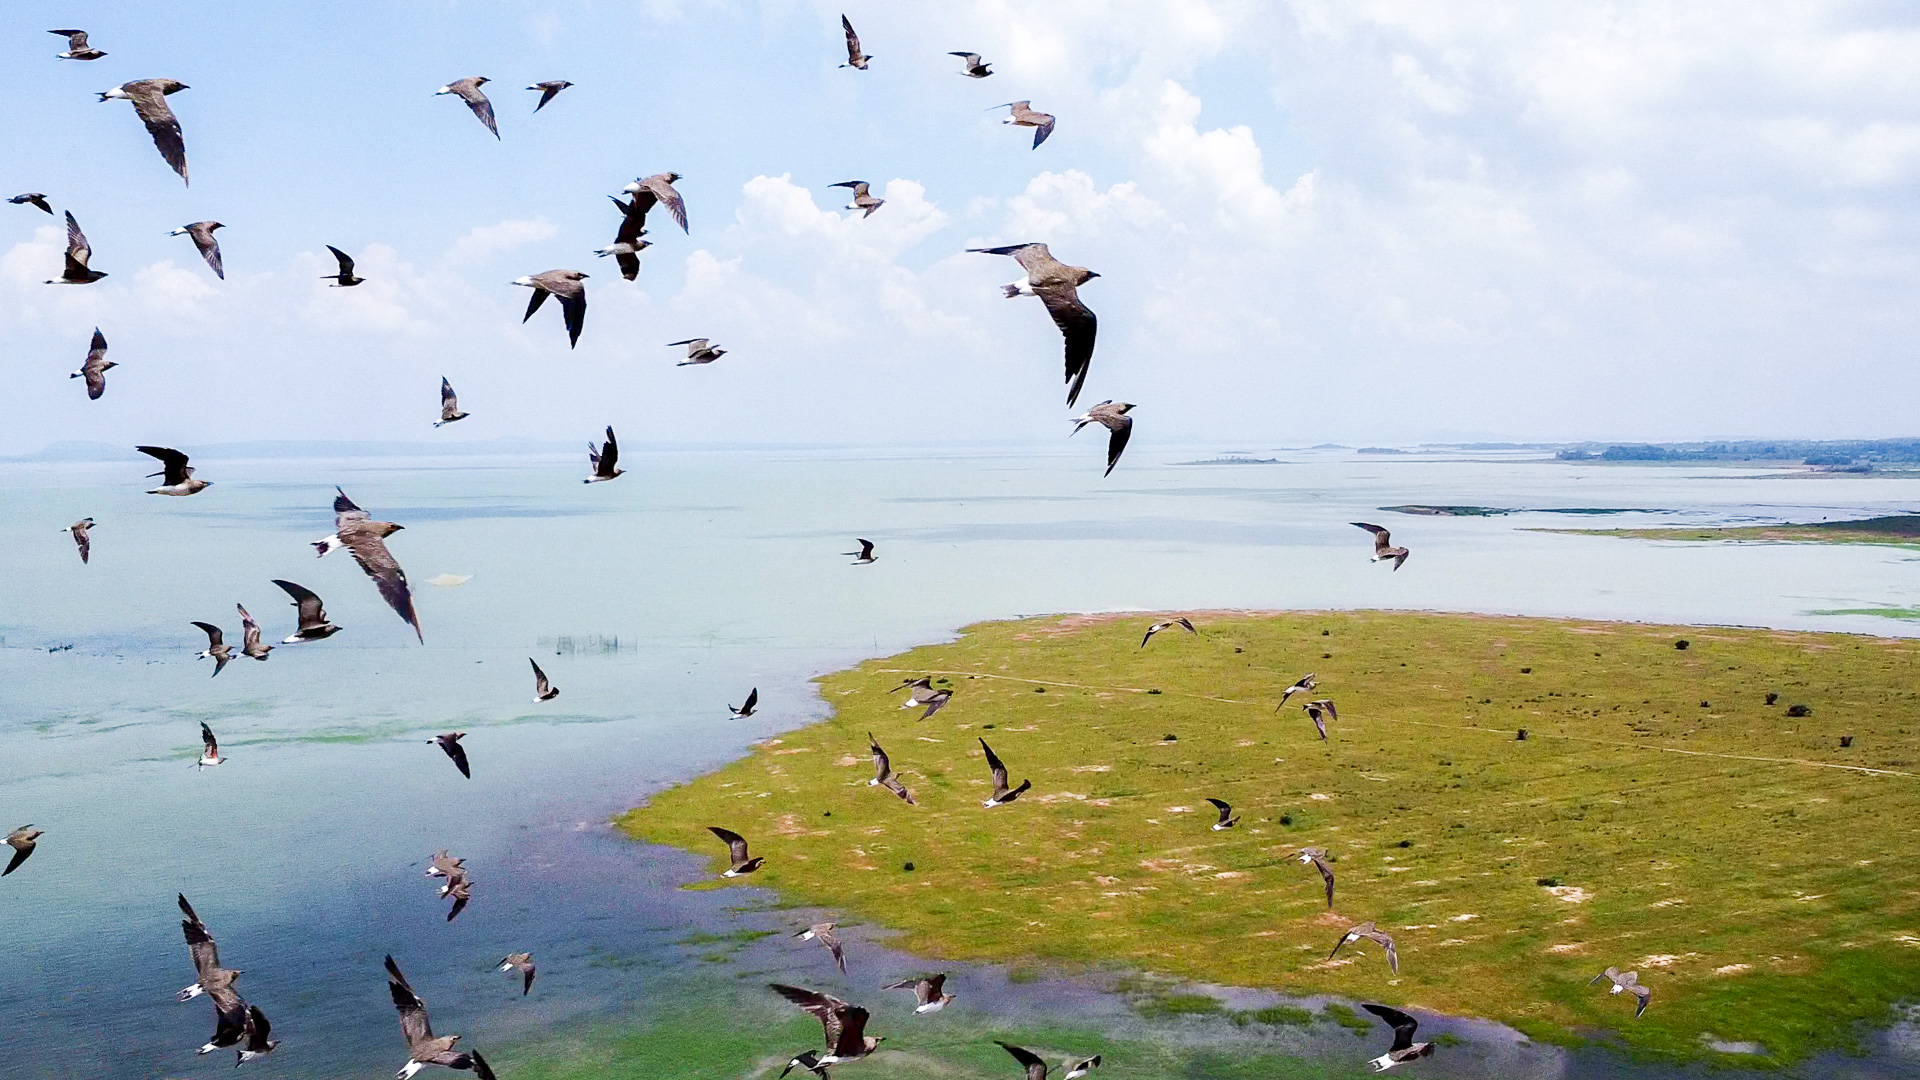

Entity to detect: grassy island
[618,611,1920,1065]
[1540,514,1920,547]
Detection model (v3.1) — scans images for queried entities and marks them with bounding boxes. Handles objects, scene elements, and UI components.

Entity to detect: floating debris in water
[426,573,473,587]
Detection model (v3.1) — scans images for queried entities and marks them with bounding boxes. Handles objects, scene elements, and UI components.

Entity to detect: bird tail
[312,536,342,557]
[999,284,1021,299]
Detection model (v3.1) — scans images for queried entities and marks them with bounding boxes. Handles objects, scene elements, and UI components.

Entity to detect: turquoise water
[4,446,1919,1079]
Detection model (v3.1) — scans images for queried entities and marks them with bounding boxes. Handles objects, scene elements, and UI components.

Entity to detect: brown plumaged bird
[968,243,1099,406]
[994,100,1056,148]
[513,270,588,347]
[771,984,883,1064]
[1352,522,1410,570]
[436,77,499,138]
[839,15,871,69]
[99,80,191,184]
[314,488,421,641]
[385,955,498,1079]
[170,221,225,279]
[620,173,688,234]
[70,329,113,399]
[526,80,572,112]
[46,212,107,284]
[65,518,94,564]
[50,29,106,60]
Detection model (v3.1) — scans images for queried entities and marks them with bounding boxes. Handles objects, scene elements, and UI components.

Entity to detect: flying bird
[839,15,871,69]
[99,80,190,183]
[1205,797,1238,830]
[1141,617,1195,647]
[1064,1056,1103,1079]
[585,426,622,483]
[844,538,876,564]
[50,29,106,60]
[435,377,469,427]
[9,193,53,213]
[949,52,991,77]
[884,973,955,1014]
[994,101,1056,148]
[385,955,499,1080]
[829,181,884,218]
[1329,920,1398,974]
[596,195,653,280]
[781,1050,831,1080]
[621,173,688,233]
[315,488,421,641]
[4,826,42,876]
[770,984,882,1064]
[1296,847,1336,907]
[272,579,341,643]
[513,269,588,348]
[996,1042,1052,1080]
[137,446,210,496]
[1278,673,1317,708]
[531,659,559,701]
[1361,1004,1433,1072]
[593,237,651,280]
[979,738,1030,807]
[65,518,94,564]
[867,733,915,804]
[708,826,764,877]
[323,245,363,287]
[527,80,573,111]
[1352,522,1410,570]
[1303,699,1336,740]
[239,1005,279,1065]
[431,733,470,778]
[670,338,726,365]
[1071,401,1134,476]
[70,328,114,400]
[177,895,253,1059]
[425,851,465,880]
[46,211,107,284]
[436,77,499,138]
[170,221,224,279]
[238,604,271,660]
[794,923,846,975]
[197,723,225,767]
[968,243,1099,406]
[914,688,952,720]
[498,953,536,995]
[1589,967,1651,1018]
[730,687,758,718]
[441,873,472,922]
[192,623,232,677]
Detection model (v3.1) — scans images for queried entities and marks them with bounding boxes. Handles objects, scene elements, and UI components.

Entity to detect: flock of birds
[8,16,1655,1080]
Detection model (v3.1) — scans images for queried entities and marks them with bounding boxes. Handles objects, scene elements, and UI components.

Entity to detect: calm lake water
[3,445,1918,1079]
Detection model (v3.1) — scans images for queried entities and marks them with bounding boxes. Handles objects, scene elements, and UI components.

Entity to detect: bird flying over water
[1361,1004,1432,1072]
[621,173,689,234]
[192,623,232,677]
[4,826,42,876]
[178,894,256,1060]
[1141,617,1195,647]
[272,579,341,643]
[137,446,210,496]
[1352,522,1410,570]
[979,738,1030,807]
[50,29,105,60]
[771,984,882,1064]
[170,221,224,279]
[794,923,847,975]
[1329,920,1398,973]
[867,733,915,804]
[47,211,107,284]
[70,328,114,400]
[968,243,1099,406]
[435,377,469,426]
[424,851,465,880]
[829,181,884,218]
[198,722,226,766]
[994,100,1055,148]
[885,973,955,1013]
[9,192,52,213]
[323,245,363,287]
[949,52,991,77]
[730,687,758,718]
[1205,797,1238,830]
[1590,967,1651,1018]
[436,77,499,138]
[386,955,498,1080]
[527,80,573,111]
[1297,847,1336,907]
[65,518,93,564]
[670,338,726,365]
[238,604,271,661]
[316,488,421,642]
[708,826,764,877]
[531,659,559,701]
[514,269,588,347]
[586,426,622,483]
[100,80,190,183]
[844,538,877,564]
[1071,401,1134,476]
[441,873,472,921]
[498,953,536,995]
[431,733,470,778]
[839,15,871,69]
[239,1005,279,1065]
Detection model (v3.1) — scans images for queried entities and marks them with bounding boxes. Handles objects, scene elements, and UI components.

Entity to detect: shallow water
[3,445,1919,1079]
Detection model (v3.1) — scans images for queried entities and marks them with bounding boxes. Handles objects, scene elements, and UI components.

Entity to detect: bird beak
[390,524,406,531]
[1086,271,1103,279]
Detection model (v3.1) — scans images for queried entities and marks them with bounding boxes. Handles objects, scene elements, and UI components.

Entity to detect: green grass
[617,611,1920,1064]
[1538,514,1920,547]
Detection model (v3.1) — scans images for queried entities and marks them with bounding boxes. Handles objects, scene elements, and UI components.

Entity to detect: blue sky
[3,0,1919,455]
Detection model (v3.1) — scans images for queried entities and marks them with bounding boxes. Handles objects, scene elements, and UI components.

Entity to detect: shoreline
[618,608,1920,1068]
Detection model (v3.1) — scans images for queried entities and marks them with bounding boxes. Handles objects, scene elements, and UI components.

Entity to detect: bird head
[473,77,490,86]
[664,172,682,183]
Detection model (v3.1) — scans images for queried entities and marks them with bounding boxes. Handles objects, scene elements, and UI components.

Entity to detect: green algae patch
[1538,515,1920,547]
[617,610,1920,1064]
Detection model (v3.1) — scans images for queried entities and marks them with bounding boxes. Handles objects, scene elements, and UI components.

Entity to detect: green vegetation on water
[618,611,1920,1065]
[1540,515,1920,548]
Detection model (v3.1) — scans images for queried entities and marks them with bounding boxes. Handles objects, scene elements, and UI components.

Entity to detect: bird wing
[869,735,891,780]
[73,523,90,563]
[179,893,221,974]
[339,530,422,641]
[1352,522,1393,552]
[332,487,371,528]
[2,844,31,876]
[522,285,549,322]
[440,377,460,416]
[84,362,107,399]
[1205,797,1232,822]
[559,290,586,348]
[55,29,90,47]
[534,84,563,111]
[744,687,759,713]
[459,84,500,138]
[532,659,551,695]
[709,825,750,863]
[599,428,619,473]
[645,176,689,233]
[439,736,471,778]
[208,985,249,1047]
[386,956,434,1044]
[1029,111,1057,148]
[997,1041,1048,1080]
[612,195,650,246]
[136,445,191,486]
[245,1005,273,1051]
[951,52,980,64]
[842,15,862,62]
[1362,1003,1417,1051]
[1102,414,1131,476]
[200,721,219,757]
[1316,699,1338,723]
[771,984,847,1048]
[882,777,916,804]
[127,83,189,182]
[272,579,328,628]
[1364,930,1399,973]
[924,973,946,999]
[818,927,846,974]
[1316,857,1335,906]
[327,245,355,276]
[831,1004,870,1058]
[63,211,92,274]
[980,738,1008,789]
[1034,287,1097,408]
[85,327,108,366]
[191,228,223,278]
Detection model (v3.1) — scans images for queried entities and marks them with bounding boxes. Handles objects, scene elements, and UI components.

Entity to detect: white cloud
[444,219,560,264]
